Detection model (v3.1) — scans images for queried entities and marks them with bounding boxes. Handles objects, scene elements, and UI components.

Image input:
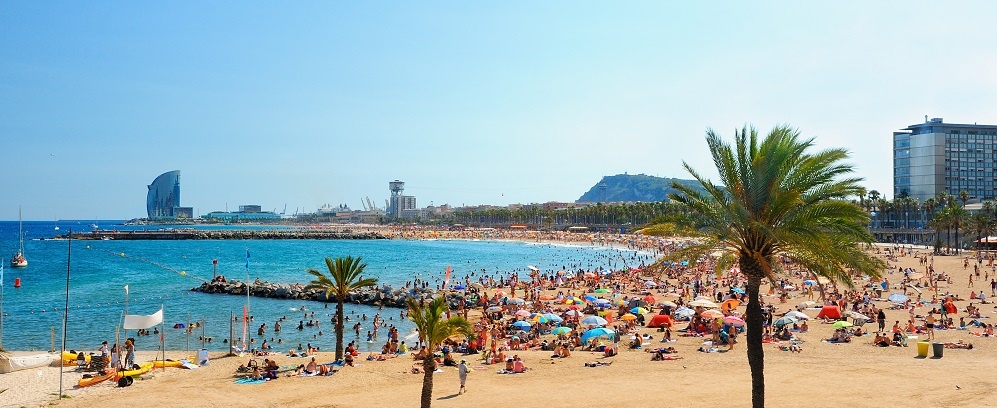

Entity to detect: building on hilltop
[894,117,997,202]
[147,170,193,219]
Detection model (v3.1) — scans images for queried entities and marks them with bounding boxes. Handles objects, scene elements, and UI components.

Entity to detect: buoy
[14,277,21,288]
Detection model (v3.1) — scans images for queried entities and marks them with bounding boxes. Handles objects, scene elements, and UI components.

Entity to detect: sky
[2,1,997,220]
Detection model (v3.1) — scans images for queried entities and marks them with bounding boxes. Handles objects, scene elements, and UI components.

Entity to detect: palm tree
[306,256,378,361]
[407,297,473,408]
[949,203,968,254]
[656,125,884,408]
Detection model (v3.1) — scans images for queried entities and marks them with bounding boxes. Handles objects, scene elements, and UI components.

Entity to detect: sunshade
[773,316,797,327]
[721,299,740,311]
[511,321,531,329]
[543,313,563,322]
[551,327,572,335]
[888,293,909,303]
[831,320,853,329]
[701,309,724,319]
[580,316,608,326]
[620,314,638,321]
[580,327,616,343]
[515,310,531,317]
[594,288,610,293]
[630,307,649,315]
[723,315,746,326]
[689,299,719,309]
[486,306,503,313]
[785,311,809,320]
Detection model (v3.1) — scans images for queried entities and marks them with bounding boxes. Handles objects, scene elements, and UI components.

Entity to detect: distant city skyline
[3,2,997,220]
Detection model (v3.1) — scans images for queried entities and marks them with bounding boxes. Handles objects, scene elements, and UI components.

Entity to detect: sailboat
[11,207,27,268]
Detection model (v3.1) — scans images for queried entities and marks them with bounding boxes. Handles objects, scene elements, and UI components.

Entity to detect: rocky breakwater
[190,280,452,309]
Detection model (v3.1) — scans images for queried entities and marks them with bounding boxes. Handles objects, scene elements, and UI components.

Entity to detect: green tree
[306,256,378,361]
[949,203,968,254]
[407,297,473,408]
[654,125,884,408]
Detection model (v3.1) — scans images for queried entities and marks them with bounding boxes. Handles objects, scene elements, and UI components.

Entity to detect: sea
[0,221,650,354]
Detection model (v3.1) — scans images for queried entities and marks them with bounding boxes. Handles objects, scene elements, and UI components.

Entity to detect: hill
[576,173,705,203]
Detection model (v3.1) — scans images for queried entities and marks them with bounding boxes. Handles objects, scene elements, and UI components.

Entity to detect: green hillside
[576,173,706,203]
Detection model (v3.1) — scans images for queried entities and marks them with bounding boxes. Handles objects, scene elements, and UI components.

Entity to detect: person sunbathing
[584,361,613,367]
[874,333,890,347]
[943,340,974,349]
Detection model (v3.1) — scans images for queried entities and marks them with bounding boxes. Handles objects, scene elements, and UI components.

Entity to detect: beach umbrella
[831,320,853,329]
[846,311,870,321]
[721,299,740,311]
[642,295,657,303]
[724,315,746,326]
[565,310,584,317]
[658,301,677,308]
[888,293,909,303]
[512,321,532,330]
[583,295,598,302]
[508,298,526,305]
[543,313,563,323]
[630,307,649,315]
[594,288,610,293]
[803,280,817,286]
[580,327,616,343]
[689,299,719,309]
[515,309,532,317]
[528,265,540,272]
[731,287,745,294]
[620,313,638,321]
[486,306,503,313]
[773,316,797,327]
[701,309,724,319]
[551,327,572,335]
[531,314,550,323]
[452,284,466,290]
[644,281,658,287]
[594,298,612,306]
[785,311,809,320]
[674,307,695,319]
[580,316,608,326]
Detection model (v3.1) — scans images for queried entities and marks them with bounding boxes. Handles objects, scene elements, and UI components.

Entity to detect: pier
[58,229,389,241]
[190,279,460,309]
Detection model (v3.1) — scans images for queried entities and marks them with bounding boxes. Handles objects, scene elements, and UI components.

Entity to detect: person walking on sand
[458,359,470,394]
[925,312,936,341]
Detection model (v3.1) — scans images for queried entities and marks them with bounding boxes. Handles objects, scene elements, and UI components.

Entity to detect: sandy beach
[5,243,997,408]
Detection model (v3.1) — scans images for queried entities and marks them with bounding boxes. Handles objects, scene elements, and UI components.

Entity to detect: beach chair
[76,353,89,371]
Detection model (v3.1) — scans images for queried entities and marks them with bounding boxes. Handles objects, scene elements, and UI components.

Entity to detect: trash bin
[875,289,883,298]
[932,342,944,358]
[916,341,930,357]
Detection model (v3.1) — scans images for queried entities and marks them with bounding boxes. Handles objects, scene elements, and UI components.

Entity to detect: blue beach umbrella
[512,321,532,330]
[888,293,909,303]
[453,284,466,290]
[803,280,817,286]
[580,327,616,343]
[773,316,797,327]
[584,295,597,302]
[551,327,572,335]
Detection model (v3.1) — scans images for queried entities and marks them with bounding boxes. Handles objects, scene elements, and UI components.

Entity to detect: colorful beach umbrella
[642,295,657,303]
[831,320,853,329]
[701,309,724,319]
[723,315,746,326]
[551,327,572,335]
[620,313,638,321]
[515,309,532,317]
[543,313,564,322]
[630,307,649,315]
[773,316,797,327]
[594,288,610,293]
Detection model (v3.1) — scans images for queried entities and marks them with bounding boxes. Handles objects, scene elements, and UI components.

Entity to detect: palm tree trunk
[743,268,765,408]
[335,299,345,361]
[421,356,435,408]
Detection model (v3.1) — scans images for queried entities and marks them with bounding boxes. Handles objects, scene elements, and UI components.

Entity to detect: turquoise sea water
[0,221,648,353]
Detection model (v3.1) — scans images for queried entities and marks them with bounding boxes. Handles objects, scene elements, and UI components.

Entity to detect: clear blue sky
[3,1,996,220]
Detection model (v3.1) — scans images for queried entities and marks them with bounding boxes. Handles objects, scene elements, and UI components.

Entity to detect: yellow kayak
[152,359,183,368]
[61,351,92,366]
[115,362,153,380]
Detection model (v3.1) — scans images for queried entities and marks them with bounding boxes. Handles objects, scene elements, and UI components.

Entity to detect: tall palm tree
[949,203,968,254]
[306,256,378,361]
[407,297,473,408]
[656,125,884,408]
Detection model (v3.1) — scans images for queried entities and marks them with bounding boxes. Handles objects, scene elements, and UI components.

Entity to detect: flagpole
[1,259,5,351]
[59,230,72,401]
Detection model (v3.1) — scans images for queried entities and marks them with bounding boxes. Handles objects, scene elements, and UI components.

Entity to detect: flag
[123,308,164,330]
[443,266,451,290]
[124,284,129,295]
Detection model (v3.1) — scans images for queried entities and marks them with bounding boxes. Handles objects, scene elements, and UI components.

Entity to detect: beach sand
[6,245,997,408]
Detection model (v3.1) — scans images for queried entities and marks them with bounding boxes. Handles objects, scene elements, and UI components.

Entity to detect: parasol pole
[59,229,72,401]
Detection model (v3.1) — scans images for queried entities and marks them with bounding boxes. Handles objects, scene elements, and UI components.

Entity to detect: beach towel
[235,378,267,384]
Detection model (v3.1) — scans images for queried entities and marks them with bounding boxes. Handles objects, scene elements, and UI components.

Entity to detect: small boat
[78,368,117,388]
[11,207,27,268]
[0,353,58,374]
